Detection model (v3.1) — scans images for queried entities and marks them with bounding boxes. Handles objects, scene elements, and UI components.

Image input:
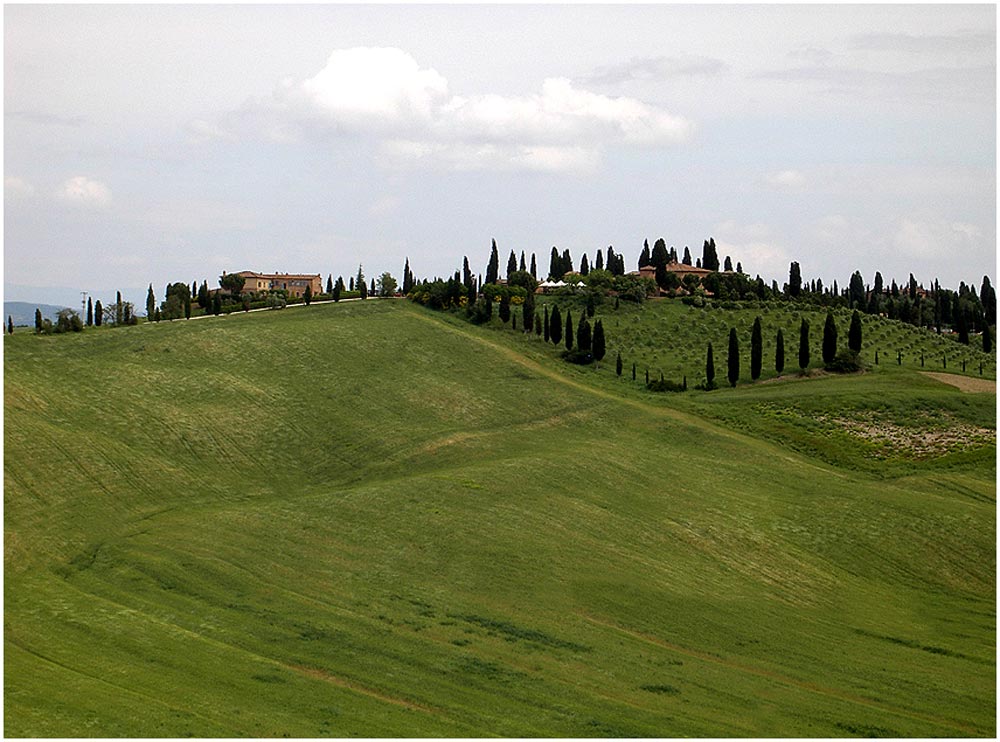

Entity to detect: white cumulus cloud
[58,176,112,207]
[228,47,693,173]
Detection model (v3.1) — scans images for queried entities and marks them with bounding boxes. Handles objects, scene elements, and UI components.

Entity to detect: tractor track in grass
[579,614,982,736]
[408,306,848,479]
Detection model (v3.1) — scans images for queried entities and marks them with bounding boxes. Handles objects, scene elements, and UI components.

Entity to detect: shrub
[646,378,686,392]
[561,348,594,365]
[825,349,864,373]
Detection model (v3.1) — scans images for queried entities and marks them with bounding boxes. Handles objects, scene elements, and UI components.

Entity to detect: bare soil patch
[921,372,996,394]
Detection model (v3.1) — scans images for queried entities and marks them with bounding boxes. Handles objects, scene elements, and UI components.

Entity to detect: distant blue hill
[4,302,72,327]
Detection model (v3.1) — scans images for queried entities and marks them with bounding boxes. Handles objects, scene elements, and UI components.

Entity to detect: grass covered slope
[5,299,995,737]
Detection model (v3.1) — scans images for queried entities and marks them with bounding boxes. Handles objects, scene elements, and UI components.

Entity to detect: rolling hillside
[4,299,995,737]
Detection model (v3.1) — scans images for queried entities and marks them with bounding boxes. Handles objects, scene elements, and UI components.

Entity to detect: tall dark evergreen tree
[981,275,996,326]
[462,256,472,289]
[304,285,313,305]
[983,324,992,353]
[702,238,719,272]
[615,350,622,376]
[34,308,42,333]
[848,310,863,354]
[595,250,604,271]
[706,342,715,387]
[822,311,838,364]
[94,300,103,327]
[327,274,334,294]
[486,240,500,285]
[115,291,124,325]
[519,251,526,272]
[849,271,866,309]
[402,259,413,294]
[775,328,785,375]
[529,253,537,279]
[522,293,534,333]
[550,305,562,346]
[549,246,561,280]
[750,316,763,380]
[727,327,740,387]
[650,238,668,268]
[639,239,652,268]
[682,246,692,265]
[370,278,376,296]
[957,305,970,344]
[506,250,518,279]
[86,297,93,326]
[184,295,192,319]
[788,262,802,298]
[593,320,606,363]
[543,305,550,342]
[576,314,592,352]
[535,314,543,336]
[873,271,884,298]
[7,316,12,335]
[798,318,810,371]
[724,256,733,272]
[561,248,573,276]
[565,309,574,351]
[498,294,510,324]
[333,280,342,302]
[580,253,590,276]
[146,284,156,319]
[212,294,222,315]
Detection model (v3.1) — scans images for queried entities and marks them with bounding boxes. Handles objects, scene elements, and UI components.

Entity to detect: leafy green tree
[706,342,715,387]
[822,311,838,364]
[146,284,156,319]
[219,273,245,297]
[565,309,574,351]
[799,318,810,371]
[727,327,739,387]
[593,320,606,363]
[848,310,863,353]
[750,316,762,380]
[377,272,398,297]
[94,300,103,327]
[576,313,592,351]
[775,328,785,375]
[550,305,562,346]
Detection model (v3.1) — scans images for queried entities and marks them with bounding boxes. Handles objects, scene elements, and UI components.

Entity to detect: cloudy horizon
[4,4,996,309]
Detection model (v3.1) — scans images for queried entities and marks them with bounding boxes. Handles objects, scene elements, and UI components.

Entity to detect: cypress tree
[775,328,785,375]
[115,291,123,325]
[154,307,161,322]
[506,250,517,279]
[848,310,863,353]
[580,254,590,276]
[577,314,591,351]
[639,239,651,268]
[530,253,537,279]
[95,300,103,327]
[34,308,42,333]
[565,309,573,351]
[184,295,192,319]
[799,319,810,371]
[632,362,636,381]
[682,246,692,265]
[822,311,837,364]
[593,320,606,363]
[86,297,93,326]
[327,274,334,294]
[595,250,604,271]
[788,262,802,297]
[706,342,715,387]
[522,293,534,333]
[543,305,550,342]
[724,256,733,272]
[983,324,992,353]
[146,284,156,320]
[349,277,355,291]
[304,285,313,305]
[535,314,542,336]
[333,281,341,302]
[562,248,573,275]
[615,350,622,376]
[651,238,668,268]
[6,316,12,335]
[549,246,561,280]
[498,294,510,323]
[370,278,375,296]
[487,240,500,285]
[212,294,222,315]
[549,305,562,346]
[519,251,526,272]
[750,316,762,380]
[727,327,740,387]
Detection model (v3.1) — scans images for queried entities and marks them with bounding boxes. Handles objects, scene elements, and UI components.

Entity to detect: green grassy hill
[4,299,995,737]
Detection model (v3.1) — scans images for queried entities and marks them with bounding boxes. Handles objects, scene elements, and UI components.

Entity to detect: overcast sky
[4,4,996,308]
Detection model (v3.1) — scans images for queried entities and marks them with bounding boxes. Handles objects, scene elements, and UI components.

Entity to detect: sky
[4,3,996,309]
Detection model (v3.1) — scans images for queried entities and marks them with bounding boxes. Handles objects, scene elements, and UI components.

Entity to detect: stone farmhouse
[234,271,323,298]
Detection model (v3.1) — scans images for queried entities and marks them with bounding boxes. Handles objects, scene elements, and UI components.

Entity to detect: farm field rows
[4,298,995,737]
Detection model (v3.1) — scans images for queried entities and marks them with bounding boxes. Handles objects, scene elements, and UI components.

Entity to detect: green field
[5,298,995,737]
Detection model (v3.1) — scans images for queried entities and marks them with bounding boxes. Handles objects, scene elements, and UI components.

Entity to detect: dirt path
[921,371,996,393]
[579,614,981,736]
